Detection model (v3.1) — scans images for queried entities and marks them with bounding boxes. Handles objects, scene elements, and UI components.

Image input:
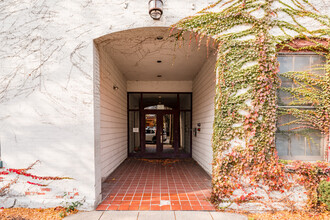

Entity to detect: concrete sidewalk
[64,211,247,220]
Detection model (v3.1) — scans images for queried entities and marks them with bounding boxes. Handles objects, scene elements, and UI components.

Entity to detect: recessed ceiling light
[157,75,162,78]
[157,60,162,63]
[156,36,163,40]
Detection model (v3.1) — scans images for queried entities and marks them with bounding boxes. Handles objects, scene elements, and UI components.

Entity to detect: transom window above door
[143,93,177,110]
[128,93,192,111]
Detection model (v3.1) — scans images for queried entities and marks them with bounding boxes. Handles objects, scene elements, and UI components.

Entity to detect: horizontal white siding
[99,47,127,181]
[192,54,216,175]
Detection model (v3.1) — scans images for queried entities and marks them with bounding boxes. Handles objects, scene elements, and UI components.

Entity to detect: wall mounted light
[149,0,163,20]
[113,85,119,90]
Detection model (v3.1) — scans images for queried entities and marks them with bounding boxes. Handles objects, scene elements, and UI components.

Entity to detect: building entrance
[128,93,192,158]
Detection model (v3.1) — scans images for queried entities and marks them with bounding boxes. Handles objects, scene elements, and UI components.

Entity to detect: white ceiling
[99,27,214,81]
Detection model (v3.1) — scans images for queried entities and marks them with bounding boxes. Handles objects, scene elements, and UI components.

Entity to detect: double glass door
[128,93,192,158]
[143,111,178,155]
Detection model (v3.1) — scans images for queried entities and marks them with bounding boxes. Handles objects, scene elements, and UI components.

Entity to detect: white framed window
[276,54,326,161]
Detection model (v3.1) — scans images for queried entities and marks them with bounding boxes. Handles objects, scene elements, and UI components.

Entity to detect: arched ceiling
[97,27,215,81]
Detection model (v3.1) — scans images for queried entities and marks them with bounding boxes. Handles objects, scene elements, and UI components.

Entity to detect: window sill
[278,156,324,161]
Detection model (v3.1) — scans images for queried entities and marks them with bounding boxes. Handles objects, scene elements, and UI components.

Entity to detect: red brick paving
[96,158,215,211]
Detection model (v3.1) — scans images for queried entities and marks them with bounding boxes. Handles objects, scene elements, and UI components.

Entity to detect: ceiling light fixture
[149,0,163,20]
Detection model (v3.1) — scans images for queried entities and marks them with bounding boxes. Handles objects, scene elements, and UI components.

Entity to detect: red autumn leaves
[0,161,72,194]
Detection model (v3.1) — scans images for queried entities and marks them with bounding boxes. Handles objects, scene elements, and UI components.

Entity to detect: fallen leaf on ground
[0,207,78,220]
[248,211,330,220]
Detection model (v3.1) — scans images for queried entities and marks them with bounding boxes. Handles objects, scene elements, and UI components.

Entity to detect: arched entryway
[93,27,217,210]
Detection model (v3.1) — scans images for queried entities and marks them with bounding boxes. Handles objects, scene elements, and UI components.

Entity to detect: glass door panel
[145,114,157,153]
[143,93,177,110]
[143,112,177,155]
[162,114,174,154]
[129,111,140,153]
[179,111,191,154]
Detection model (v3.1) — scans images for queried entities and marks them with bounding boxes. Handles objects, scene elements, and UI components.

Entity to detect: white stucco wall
[0,0,328,210]
[192,54,217,175]
[0,0,219,209]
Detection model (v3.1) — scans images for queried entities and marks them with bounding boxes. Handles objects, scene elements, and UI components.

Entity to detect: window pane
[294,56,310,71]
[278,56,293,73]
[277,114,291,132]
[162,114,174,154]
[278,56,294,105]
[306,132,323,156]
[179,111,191,154]
[277,89,293,106]
[129,111,140,153]
[278,55,327,106]
[290,134,306,156]
[179,94,192,110]
[129,93,140,110]
[276,133,289,156]
[145,114,157,153]
[143,93,177,109]
[311,55,326,74]
[276,114,323,159]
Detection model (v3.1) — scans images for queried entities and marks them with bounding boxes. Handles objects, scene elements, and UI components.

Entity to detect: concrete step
[64,211,247,220]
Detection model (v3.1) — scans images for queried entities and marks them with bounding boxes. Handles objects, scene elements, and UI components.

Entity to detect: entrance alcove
[93,27,217,209]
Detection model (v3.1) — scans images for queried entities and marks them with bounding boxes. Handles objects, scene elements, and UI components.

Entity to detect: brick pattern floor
[97,158,216,211]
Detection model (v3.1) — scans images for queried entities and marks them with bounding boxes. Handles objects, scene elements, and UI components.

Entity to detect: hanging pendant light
[157,95,164,109]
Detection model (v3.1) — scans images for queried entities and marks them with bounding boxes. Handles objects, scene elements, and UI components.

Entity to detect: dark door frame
[127,92,192,159]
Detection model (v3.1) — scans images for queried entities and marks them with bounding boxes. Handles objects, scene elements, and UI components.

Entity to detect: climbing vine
[172,0,329,210]
[283,160,330,209]
[0,160,72,196]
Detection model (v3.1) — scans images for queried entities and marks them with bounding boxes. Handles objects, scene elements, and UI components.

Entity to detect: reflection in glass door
[162,114,174,154]
[145,114,157,153]
[143,112,176,155]
[179,111,191,154]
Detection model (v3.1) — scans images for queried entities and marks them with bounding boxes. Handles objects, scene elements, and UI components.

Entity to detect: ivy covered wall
[174,0,329,211]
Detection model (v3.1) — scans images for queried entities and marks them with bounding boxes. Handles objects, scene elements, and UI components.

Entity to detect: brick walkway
[96,158,215,211]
